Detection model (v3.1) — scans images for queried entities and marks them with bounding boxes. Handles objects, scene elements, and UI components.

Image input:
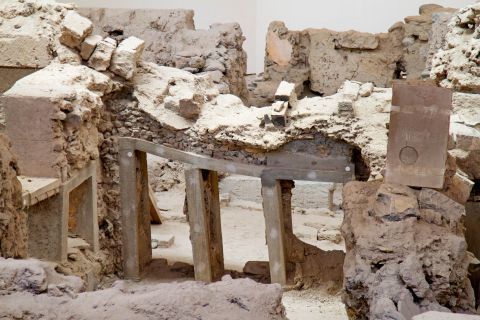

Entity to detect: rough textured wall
[77,8,249,102]
[249,5,455,106]
[0,0,80,93]
[0,134,26,258]
[2,63,114,181]
[342,182,475,319]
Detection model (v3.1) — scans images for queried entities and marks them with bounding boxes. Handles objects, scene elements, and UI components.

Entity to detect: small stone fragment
[338,100,354,114]
[80,35,103,60]
[359,83,374,97]
[59,11,93,49]
[270,101,288,127]
[88,37,117,71]
[274,81,296,103]
[152,235,175,248]
[110,36,146,80]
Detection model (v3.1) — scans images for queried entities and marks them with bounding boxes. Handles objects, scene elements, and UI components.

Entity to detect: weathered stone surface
[0,257,84,294]
[80,34,102,60]
[424,12,454,76]
[431,4,480,92]
[59,10,93,49]
[342,182,475,319]
[0,0,67,68]
[334,31,379,50]
[0,67,36,93]
[0,135,25,259]
[250,5,456,106]
[88,37,116,71]
[0,277,285,320]
[2,63,115,180]
[0,36,51,68]
[78,8,249,102]
[110,36,145,80]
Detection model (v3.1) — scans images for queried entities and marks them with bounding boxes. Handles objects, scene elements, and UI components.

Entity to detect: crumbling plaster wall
[249,4,456,106]
[77,8,249,103]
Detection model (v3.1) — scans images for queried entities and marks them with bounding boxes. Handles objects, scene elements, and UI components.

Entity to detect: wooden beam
[149,185,162,225]
[185,168,224,282]
[119,138,354,183]
[261,176,287,285]
[120,149,151,280]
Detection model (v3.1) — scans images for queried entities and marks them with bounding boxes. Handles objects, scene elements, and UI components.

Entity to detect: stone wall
[0,0,75,93]
[0,2,249,104]
[0,134,26,258]
[78,8,249,103]
[342,182,475,319]
[249,5,456,106]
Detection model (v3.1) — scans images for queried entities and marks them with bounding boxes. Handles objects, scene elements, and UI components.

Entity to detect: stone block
[2,96,60,178]
[340,81,361,101]
[334,30,379,50]
[164,92,203,119]
[359,83,374,97]
[0,36,51,68]
[88,37,116,71]
[274,81,296,105]
[442,172,474,205]
[338,100,354,114]
[110,36,145,80]
[270,101,288,127]
[60,10,93,49]
[80,35,102,60]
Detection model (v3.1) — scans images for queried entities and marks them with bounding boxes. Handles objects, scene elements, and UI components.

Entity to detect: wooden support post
[149,185,162,225]
[261,176,287,285]
[120,149,151,280]
[66,162,99,253]
[185,168,224,282]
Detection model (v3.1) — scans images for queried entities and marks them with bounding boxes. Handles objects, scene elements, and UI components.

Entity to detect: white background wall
[64,0,476,73]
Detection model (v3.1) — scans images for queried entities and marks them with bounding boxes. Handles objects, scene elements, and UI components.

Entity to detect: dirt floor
[151,174,348,320]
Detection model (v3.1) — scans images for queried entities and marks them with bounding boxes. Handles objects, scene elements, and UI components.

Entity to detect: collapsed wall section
[78,8,249,103]
[0,0,78,93]
[249,5,456,106]
[342,182,475,319]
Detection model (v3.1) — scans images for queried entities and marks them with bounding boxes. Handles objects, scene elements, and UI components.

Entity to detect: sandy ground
[151,176,348,320]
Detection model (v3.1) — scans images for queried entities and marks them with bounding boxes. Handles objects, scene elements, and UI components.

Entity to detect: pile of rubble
[77,7,249,102]
[342,182,475,319]
[0,257,286,320]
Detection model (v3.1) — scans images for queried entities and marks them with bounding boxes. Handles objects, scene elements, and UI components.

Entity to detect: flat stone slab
[19,176,60,207]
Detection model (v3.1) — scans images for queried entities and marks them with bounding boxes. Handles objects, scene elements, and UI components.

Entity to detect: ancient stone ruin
[0,0,479,319]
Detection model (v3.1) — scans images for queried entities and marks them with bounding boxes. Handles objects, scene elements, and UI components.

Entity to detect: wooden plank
[120,149,145,280]
[136,151,152,272]
[185,168,224,282]
[19,176,60,207]
[204,170,224,281]
[64,161,99,253]
[386,81,451,188]
[261,176,287,285]
[149,185,162,225]
[119,138,354,183]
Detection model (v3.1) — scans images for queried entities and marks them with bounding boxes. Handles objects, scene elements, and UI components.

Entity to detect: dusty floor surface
[151,174,348,320]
